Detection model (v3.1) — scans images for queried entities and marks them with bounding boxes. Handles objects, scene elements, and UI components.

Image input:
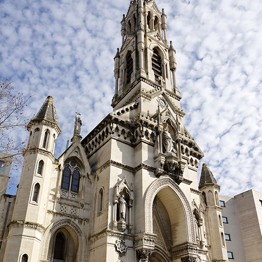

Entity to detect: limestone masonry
[0,1,231,261]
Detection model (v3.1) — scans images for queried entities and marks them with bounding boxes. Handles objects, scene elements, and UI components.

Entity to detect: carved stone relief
[115,239,127,254]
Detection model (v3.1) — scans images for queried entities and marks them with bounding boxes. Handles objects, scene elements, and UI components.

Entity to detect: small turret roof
[28,96,61,133]
[199,163,218,189]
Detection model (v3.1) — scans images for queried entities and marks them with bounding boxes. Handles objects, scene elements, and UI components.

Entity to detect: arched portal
[145,176,196,256]
[48,226,79,262]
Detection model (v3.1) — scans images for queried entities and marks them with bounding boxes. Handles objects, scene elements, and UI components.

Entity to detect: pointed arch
[61,165,71,190]
[32,183,40,202]
[154,16,159,31]
[21,254,28,262]
[98,187,104,213]
[41,219,82,261]
[126,51,133,84]
[37,160,44,175]
[144,176,196,244]
[42,129,50,149]
[215,191,219,206]
[33,127,40,147]
[207,190,215,206]
[71,168,80,193]
[152,47,162,81]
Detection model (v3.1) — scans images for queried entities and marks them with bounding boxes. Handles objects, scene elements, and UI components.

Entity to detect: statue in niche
[162,123,176,154]
[119,194,127,220]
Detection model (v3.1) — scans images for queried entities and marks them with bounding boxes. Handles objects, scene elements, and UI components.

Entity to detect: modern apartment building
[220,189,262,262]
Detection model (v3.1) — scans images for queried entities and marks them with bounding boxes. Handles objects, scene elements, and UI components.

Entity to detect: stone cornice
[8,220,45,233]
[27,119,61,134]
[94,160,157,175]
[190,188,201,195]
[24,147,57,163]
[89,228,133,244]
[47,209,89,223]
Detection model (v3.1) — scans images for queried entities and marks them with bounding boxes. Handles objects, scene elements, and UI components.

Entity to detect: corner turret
[3,96,61,261]
[199,163,228,261]
[27,96,61,154]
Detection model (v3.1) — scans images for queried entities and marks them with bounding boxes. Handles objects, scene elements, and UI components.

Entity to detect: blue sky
[1,0,262,196]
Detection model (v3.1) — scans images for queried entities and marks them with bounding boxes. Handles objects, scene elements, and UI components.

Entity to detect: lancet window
[21,254,28,262]
[126,51,133,84]
[61,159,81,193]
[152,48,162,82]
[32,183,40,202]
[37,160,44,175]
[98,188,104,213]
[42,129,50,149]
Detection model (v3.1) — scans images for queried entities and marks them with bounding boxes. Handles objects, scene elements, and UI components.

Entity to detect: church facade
[0,0,228,261]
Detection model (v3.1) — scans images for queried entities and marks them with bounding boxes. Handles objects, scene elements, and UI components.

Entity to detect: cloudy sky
[1,0,261,196]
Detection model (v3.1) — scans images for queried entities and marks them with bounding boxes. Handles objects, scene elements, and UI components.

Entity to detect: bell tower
[112,0,179,110]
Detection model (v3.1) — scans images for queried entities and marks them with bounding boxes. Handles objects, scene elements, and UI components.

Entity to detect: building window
[61,160,81,193]
[225,233,231,241]
[219,200,226,207]
[227,251,234,259]
[98,188,104,213]
[32,183,40,203]
[42,129,50,149]
[71,169,80,193]
[215,191,219,205]
[222,216,228,224]
[21,254,28,262]
[54,232,66,260]
[37,160,44,175]
[221,232,225,246]
[218,215,222,226]
[152,48,162,82]
[126,51,133,84]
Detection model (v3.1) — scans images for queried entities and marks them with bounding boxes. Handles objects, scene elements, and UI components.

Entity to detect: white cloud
[0,0,261,196]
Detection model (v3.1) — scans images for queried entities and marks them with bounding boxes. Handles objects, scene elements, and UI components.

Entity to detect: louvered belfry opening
[152,48,162,82]
[126,51,133,84]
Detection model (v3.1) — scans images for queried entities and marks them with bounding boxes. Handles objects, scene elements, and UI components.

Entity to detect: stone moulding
[8,220,45,233]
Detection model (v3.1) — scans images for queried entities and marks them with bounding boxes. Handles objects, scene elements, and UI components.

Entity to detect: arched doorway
[49,227,79,262]
[145,177,196,261]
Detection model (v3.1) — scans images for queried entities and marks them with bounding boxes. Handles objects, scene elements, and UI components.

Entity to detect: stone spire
[199,163,218,189]
[27,96,61,134]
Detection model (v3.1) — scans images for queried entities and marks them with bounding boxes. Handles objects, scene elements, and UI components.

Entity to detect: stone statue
[74,112,82,136]
[162,124,175,153]
[119,195,127,220]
